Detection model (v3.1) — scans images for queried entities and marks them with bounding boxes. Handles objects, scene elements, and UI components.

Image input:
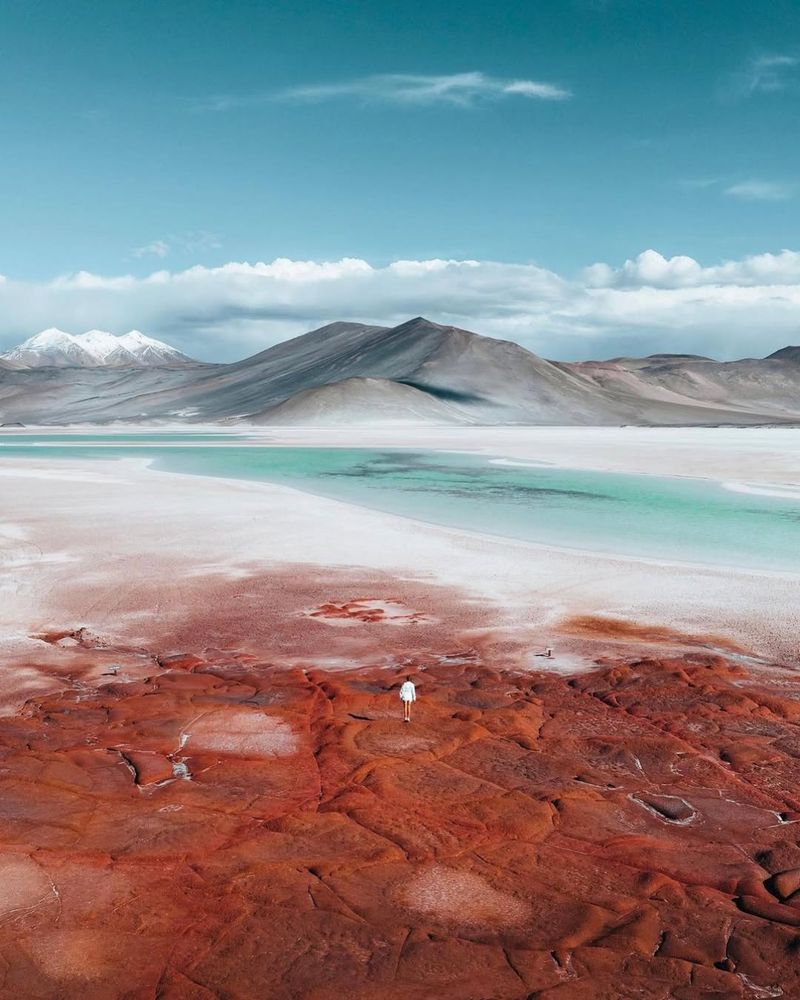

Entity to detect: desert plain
[1,426,799,999]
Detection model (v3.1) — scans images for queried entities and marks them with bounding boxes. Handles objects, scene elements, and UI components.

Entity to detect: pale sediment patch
[1,552,78,568]
[399,865,530,927]
[528,650,592,675]
[186,708,298,757]
[0,522,28,541]
[24,929,137,982]
[0,854,55,918]
[0,466,130,483]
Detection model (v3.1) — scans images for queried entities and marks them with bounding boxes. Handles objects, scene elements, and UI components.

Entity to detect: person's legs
[403,699,410,722]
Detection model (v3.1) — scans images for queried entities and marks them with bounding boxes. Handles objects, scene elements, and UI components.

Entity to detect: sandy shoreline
[262,425,800,487]
[1,432,799,710]
[6,424,800,484]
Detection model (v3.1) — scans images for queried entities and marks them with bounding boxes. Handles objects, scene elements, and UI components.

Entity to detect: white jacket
[399,681,417,702]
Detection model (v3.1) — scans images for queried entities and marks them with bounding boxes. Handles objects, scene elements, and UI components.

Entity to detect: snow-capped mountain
[1,329,194,368]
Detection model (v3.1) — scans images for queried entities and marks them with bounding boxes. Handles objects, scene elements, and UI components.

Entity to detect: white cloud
[283,71,572,106]
[200,72,571,111]
[2,250,800,363]
[727,53,799,98]
[724,180,794,201]
[131,232,222,259]
[132,239,170,259]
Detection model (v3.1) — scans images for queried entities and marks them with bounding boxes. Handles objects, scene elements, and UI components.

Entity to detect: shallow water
[2,434,799,573]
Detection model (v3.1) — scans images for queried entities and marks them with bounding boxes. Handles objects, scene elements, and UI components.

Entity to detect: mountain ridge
[1,317,800,426]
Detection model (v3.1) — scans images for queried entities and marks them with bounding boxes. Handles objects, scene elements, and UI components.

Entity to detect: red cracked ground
[1,568,800,999]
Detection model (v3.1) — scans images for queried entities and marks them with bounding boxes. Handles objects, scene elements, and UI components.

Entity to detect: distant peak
[119,329,154,345]
[391,316,465,336]
[767,345,800,361]
[23,328,74,345]
[399,316,440,328]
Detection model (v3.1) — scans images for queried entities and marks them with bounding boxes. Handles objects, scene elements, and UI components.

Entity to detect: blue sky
[1,0,799,360]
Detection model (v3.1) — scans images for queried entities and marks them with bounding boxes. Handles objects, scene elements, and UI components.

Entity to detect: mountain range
[1,329,195,368]
[1,317,799,426]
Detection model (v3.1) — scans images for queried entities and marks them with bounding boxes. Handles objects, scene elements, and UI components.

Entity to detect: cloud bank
[2,250,800,362]
[280,72,571,106]
[199,72,571,111]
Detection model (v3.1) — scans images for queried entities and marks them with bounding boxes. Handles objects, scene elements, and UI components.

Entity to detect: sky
[1,0,799,361]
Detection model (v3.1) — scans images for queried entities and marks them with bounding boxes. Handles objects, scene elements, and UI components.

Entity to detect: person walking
[399,676,417,722]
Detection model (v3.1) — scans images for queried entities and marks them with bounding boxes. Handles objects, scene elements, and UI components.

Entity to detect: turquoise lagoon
[1,433,799,574]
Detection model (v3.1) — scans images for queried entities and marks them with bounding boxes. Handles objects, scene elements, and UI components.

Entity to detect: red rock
[120,750,175,785]
[155,651,207,670]
[738,894,800,926]
[771,867,800,899]
[1,582,800,996]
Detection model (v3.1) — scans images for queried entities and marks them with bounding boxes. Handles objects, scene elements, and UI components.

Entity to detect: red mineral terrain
[2,569,800,999]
